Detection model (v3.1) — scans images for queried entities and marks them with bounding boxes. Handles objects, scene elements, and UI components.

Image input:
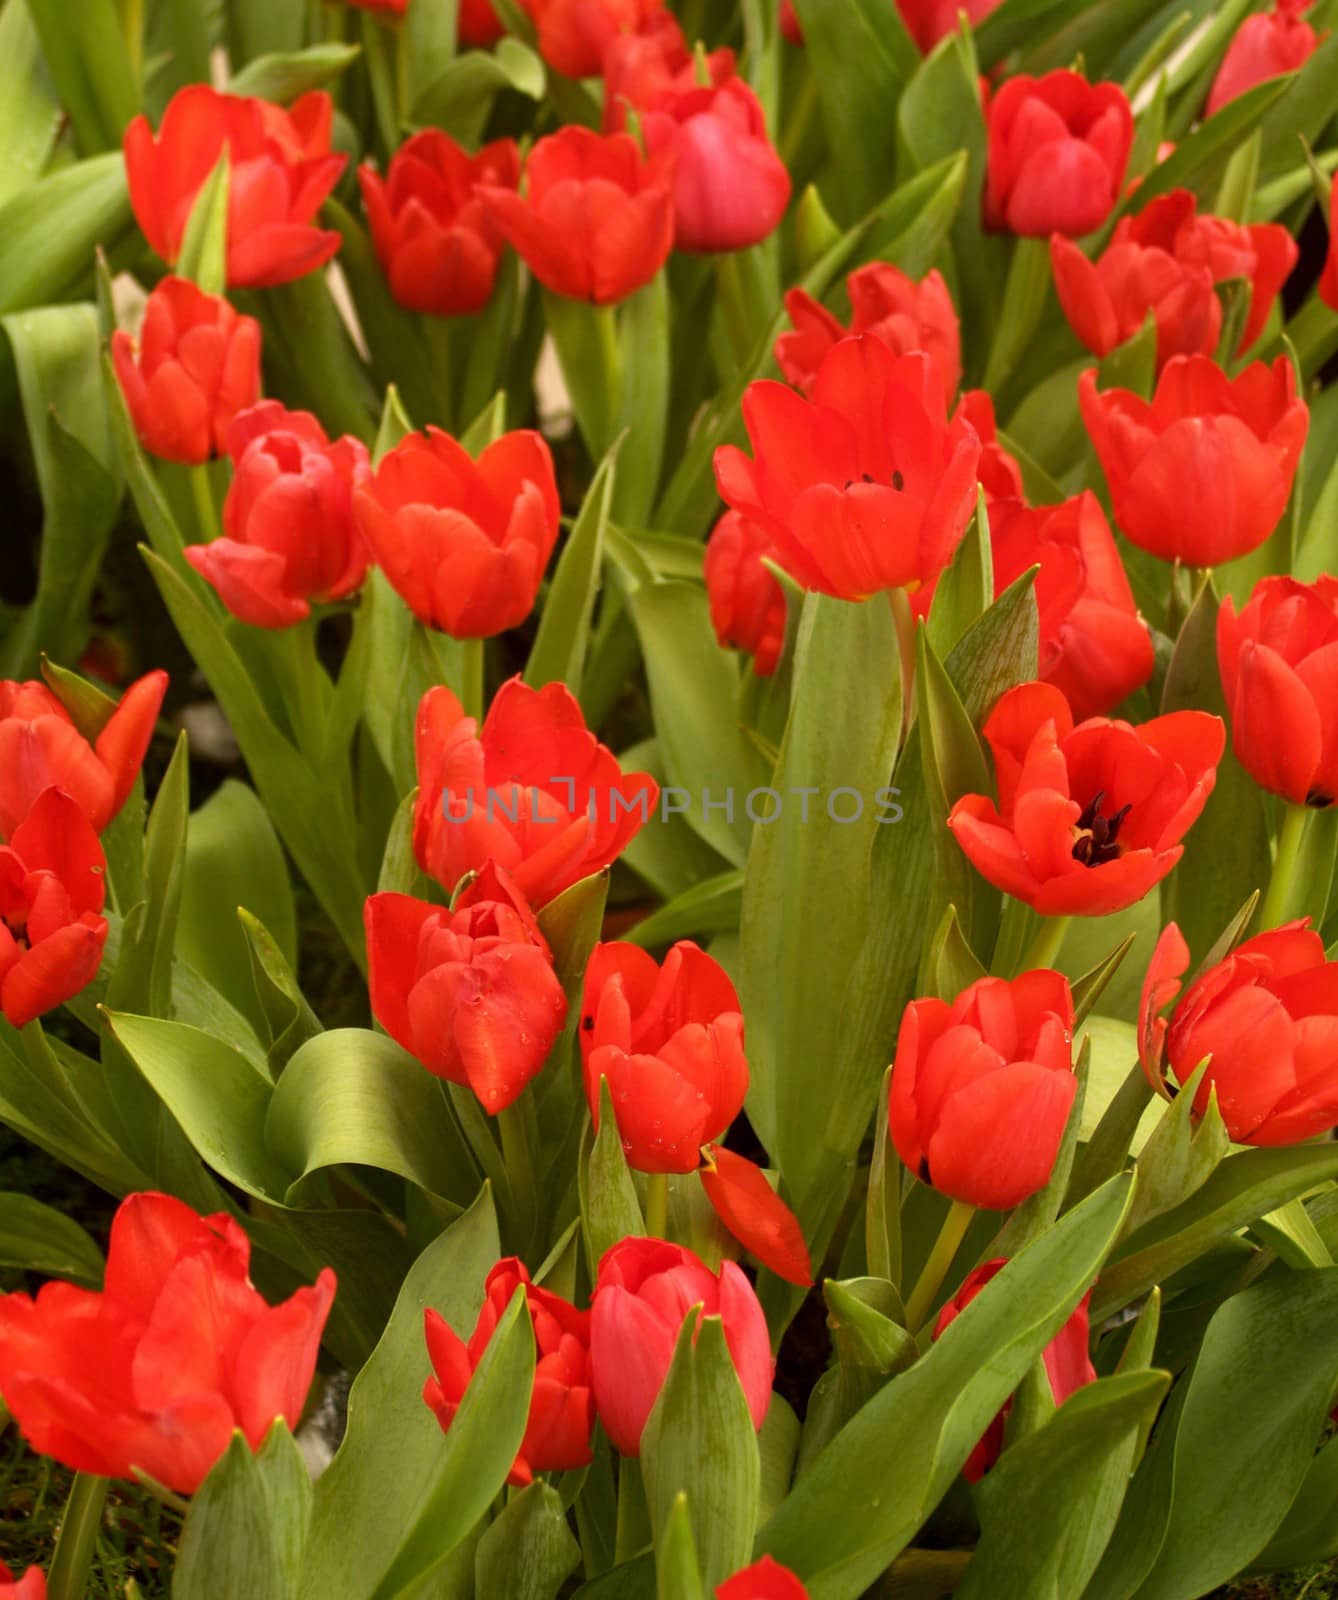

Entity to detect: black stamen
[892,470,905,490]
[1072,792,1132,867]
[1307,790,1334,809]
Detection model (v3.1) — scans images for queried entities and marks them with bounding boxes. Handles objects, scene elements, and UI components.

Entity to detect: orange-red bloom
[984,70,1133,237]
[955,389,1025,506]
[947,681,1223,916]
[424,1258,593,1484]
[1079,355,1308,566]
[774,263,962,400]
[524,0,662,77]
[714,337,980,601]
[353,426,560,638]
[0,1565,45,1599]
[186,402,369,628]
[0,671,167,839]
[1218,575,1338,808]
[704,510,788,677]
[1140,920,1338,1145]
[413,679,659,907]
[111,277,262,465]
[359,132,521,317]
[699,1145,812,1287]
[933,1259,1095,1479]
[480,127,674,303]
[366,864,568,1113]
[0,1192,333,1495]
[717,1556,809,1599]
[891,970,1077,1210]
[123,86,345,288]
[602,15,734,130]
[460,0,505,44]
[1206,0,1318,117]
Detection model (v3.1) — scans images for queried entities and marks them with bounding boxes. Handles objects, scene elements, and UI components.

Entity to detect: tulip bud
[1206,0,1318,117]
[704,511,788,677]
[523,0,662,78]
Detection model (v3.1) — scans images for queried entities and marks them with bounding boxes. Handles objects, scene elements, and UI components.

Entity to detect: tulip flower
[984,70,1133,237]
[424,1258,594,1483]
[460,0,505,42]
[590,1238,773,1456]
[111,277,262,465]
[123,86,346,288]
[603,16,735,131]
[579,940,748,1173]
[991,492,1154,721]
[780,0,803,43]
[413,678,659,907]
[1140,920,1338,1146]
[0,789,108,1030]
[353,426,560,638]
[774,263,962,400]
[358,132,521,317]
[704,510,788,676]
[890,970,1077,1210]
[184,402,370,628]
[1051,189,1297,366]
[1323,173,1338,311]
[954,389,1025,506]
[523,0,662,78]
[366,864,568,1114]
[1206,0,1318,117]
[947,681,1224,916]
[698,1144,812,1287]
[933,1259,1095,1479]
[480,126,675,304]
[639,78,791,254]
[895,0,1003,52]
[717,1557,809,1599]
[0,1192,334,1495]
[1218,576,1338,808]
[0,671,167,839]
[0,1566,45,1599]
[714,338,980,602]
[1079,355,1308,566]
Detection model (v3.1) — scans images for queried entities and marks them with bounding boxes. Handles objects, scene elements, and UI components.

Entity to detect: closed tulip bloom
[366,864,568,1113]
[1218,576,1338,808]
[1140,920,1338,1145]
[0,789,108,1030]
[424,1258,593,1483]
[0,1565,45,1599]
[579,940,748,1173]
[895,0,1003,52]
[704,510,788,676]
[524,0,662,77]
[698,1144,812,1286]
[1206,0,1318,117]
[123,86,345,288]
[458,0,505,41]
[717,1557,809,1599]
[359,132,521,317]
[603,16,735,131]
[111,277,262,465]
[590,1238,773,1456]
[1323,174,1338,311]
[991,492,1154,720]
[954,389,1025,506]
[0,1192,334,1495]
[413,679,659,906]
[480,126,674,304]
[714,337,980,602]
[354,426,560,638]
[984,70,1133,237]
[1080,355,1308,566]
[0,671,167,839]
[775,263,962,399]
[947,681,1223,916]
[933,1259,1095,1480]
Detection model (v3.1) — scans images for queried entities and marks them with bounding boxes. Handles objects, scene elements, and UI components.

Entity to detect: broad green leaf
[655,1495,706,1600]
[526,448,616,695]
[475,1481,581,1600]
[225,0,305,59]
[176,150,230,297]
[579,1077,645,1275]
[1118,1061,1228,1241]
[0,154,132,313]
[0,1191,104,1285]
[926,490,994,662]
[624,871,745,951]
[612,271,670,526]
[174,1432,290,1600]
[412,38,546,142]
[798,1279,917,1475]
[0,0,60,204]
[229,43,363,99]
[1254,1433,1338,1570]
[25,0,137,154]
[758,1395,801,1527]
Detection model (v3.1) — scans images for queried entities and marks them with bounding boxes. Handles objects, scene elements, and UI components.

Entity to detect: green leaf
[865,1067,899,1285]
[0,0,60,206]
[475,1482,581,1600]
[917,904,988,1002]
[526,447,616,696]
[655,1495,706,1600]
[623,871,744,951]
[1118,1061,1229,1241]
[412,38,546,141]
[176,149,231,297]
[758,1395,801,1527]
[798,1279,918,1475]
[225,0,305,60]
[0,1191,104,1285]
[579,1077,645,1276]
[24,0,138,155]
[611,271,670,526]
[926,490,994,663]
[0,154,132,313]
[174,1432,291,1600]
[1254,1433,1338,1570]
[229,42,363,99]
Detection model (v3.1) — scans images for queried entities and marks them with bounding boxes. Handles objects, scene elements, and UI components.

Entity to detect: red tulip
[1080,355,1309,566]
[714,337,980,602]
[890,970,1076,1210]
[0,671,167,839]
[779,0,803,44]
[1323,173,1338,311]
[1206,0,1318,117]
[933,1259,1095,1479]
[895,0,1003,52]
[123,86,345,288]
[590,1238,773,1456]
[603,15,735,131]
[524,0,662,77]
[414,678,658,907]
[111,277,262,465]
[717,1556,809,1599]
[947,680,1223,916]
[1218,576,1338,808]
[359,132,521,317]
[424,1257,593,1483]
[0,1192,334,1495]
[990,492,1154,721]
[984,70,1133,237]
[0,1566,45,1599]
[353,426,560,638]
[954,389,1024,506]
[0,789,108,1030]
[1140,920,1338,1145]
[704,510,788,676]
[184,402,369,628]
[459,0,505,43]
[775,263,962,400]
[579,939,748,1173]
[699,1145,812,1286]
[480,126,674,303]
[366,864,568,1113]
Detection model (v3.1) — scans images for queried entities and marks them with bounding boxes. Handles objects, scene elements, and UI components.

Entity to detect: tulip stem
[281,617,327,754]
[458,635,485,723]
[47,1472,109,1600]
[644,1172,669,1240]
[189,462,219,546]
[498,1096,539,1254]
[904,1200,975,1333]
[1016,914,1071,976]
[1259,802,1311,929]
[714,252,756,371]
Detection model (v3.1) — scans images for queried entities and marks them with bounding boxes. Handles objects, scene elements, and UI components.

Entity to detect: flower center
[1071,790,1131,867]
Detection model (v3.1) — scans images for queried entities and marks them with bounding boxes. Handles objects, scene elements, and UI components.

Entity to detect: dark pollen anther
[892,469,905,490]
[1071,789,1132,867]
